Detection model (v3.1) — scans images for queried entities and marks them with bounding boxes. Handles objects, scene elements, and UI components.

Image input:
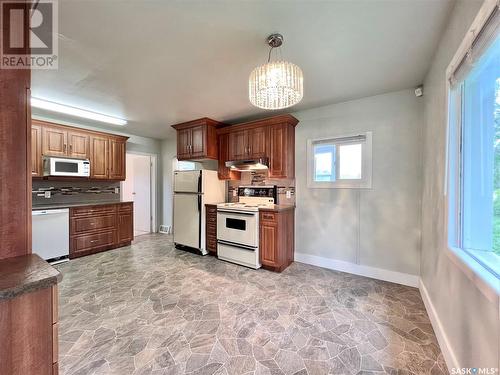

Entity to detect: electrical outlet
[286,190,291,199]
[44,191,51,198]
[232,189,237,197]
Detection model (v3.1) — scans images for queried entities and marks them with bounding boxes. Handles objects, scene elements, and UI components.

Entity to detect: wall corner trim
[294,252,419,287]
[419,279,460,372]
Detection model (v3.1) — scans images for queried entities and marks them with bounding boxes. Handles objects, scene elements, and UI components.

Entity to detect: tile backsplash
[227,171,295,205]
[32,180,121,207]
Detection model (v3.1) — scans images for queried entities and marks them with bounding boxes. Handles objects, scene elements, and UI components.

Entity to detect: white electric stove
[216,186,277,269]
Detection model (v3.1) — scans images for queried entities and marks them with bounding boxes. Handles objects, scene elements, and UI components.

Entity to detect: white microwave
[43,157,90,177]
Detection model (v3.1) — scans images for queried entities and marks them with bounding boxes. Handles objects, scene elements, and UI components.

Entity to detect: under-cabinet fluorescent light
[31,98,127,126]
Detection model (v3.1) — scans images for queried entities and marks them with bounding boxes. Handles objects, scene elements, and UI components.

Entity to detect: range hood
[225,158,269,171]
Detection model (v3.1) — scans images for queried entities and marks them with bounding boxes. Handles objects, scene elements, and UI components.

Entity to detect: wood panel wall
[0,0,31,259]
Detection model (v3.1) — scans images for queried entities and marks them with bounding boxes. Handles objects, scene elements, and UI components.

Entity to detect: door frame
[120,151,157,233]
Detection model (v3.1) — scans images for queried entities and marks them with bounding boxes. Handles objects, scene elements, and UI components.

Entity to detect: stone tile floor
[56,234,447,375]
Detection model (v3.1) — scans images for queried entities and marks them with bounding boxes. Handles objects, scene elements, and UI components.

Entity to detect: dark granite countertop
[0,254,62,301]
[32,201,133,210]
[259,205,295,212]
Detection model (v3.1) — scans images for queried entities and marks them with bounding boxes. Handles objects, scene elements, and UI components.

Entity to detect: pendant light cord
[267,46,273,63]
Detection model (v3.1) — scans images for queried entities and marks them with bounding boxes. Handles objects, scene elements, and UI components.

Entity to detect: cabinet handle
[63,144,67,152]
[90,240,98,243]
[69,144,72,153]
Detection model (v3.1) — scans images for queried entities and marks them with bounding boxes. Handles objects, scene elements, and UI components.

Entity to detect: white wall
[420,0,499,369]
[161,138,177,229]
[293,89,424,282]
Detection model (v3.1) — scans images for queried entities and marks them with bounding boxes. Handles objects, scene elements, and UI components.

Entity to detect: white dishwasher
[32,208,69,263]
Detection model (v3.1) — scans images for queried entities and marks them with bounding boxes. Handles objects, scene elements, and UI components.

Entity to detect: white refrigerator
[173,170,225,255]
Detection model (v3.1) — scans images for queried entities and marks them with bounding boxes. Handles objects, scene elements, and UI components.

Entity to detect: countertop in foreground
[0,254,62,301]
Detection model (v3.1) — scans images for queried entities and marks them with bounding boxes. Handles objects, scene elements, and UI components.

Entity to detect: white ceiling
[32,0,454,139]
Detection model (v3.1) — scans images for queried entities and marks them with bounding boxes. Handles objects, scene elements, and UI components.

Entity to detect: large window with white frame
[307,132,372,188]
[447,3,500,279]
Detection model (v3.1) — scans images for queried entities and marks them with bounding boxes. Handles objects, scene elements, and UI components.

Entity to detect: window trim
[307,131,372,189]
[444,0,500,301]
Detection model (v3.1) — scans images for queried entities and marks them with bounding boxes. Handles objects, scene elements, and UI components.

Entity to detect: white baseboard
[419,279,459,371]
[294,252,420,287]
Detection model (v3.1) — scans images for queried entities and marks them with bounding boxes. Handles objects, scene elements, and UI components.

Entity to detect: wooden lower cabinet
[205,204,217,255]
[70,203,134,259]
[0,285,59,375]
[117,204,134,245]
[259,208,295,272]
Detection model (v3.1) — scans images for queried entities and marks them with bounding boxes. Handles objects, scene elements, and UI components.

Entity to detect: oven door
[217,210,257,248]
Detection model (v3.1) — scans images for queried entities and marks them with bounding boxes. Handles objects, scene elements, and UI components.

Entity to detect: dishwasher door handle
[32,209,69,216]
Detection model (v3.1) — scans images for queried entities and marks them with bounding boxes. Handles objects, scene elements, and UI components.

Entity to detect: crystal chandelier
[249,34,303,110]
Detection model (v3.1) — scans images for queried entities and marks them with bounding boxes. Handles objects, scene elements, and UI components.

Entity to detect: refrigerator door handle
[197,171,202,194]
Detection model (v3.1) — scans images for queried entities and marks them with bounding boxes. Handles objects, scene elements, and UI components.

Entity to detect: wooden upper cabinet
[268,122,295,179]
[31,123,42,177]
[42,126,67,157]
[108,137,126,180]
[171,118,221,161]
[219,114,298,179]
[190,125,206,158]
[176,128,191,159]
[67,131,89,159]
[228,129,248,160]
[228,127,268,160]
[32,120,128,181]
[217,133,241,180]
[89,135,109,179]
[248,126,268,158]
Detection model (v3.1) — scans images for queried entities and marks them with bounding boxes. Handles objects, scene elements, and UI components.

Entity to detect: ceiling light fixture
[31,97,127,126]
[249,33,303,110]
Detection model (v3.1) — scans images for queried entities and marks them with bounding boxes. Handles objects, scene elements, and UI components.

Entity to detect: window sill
[445,245,500,303]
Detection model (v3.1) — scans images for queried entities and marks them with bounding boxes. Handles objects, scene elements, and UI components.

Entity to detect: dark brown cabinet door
[260,221,278,266]
[190,125,205,158]
[177,128,192,160]
[42,126,67,156]
[108,138,126,180]
[268,123,290,178]
[117,211,133,245]
[31,124,42,177]
[68,131,89,159]
[89,136,109,179]
[228,130,248,160]
[248,126,268,158]
[217,134,240,180]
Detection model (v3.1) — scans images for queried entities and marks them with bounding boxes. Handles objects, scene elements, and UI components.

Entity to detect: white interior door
[133,155,151,235]
[123,153,152,237]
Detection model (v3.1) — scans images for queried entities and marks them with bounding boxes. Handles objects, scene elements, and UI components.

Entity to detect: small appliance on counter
[32,208,69,263]
[173,170,225,255]
[216,185,277,269]
[43,156,90,177]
